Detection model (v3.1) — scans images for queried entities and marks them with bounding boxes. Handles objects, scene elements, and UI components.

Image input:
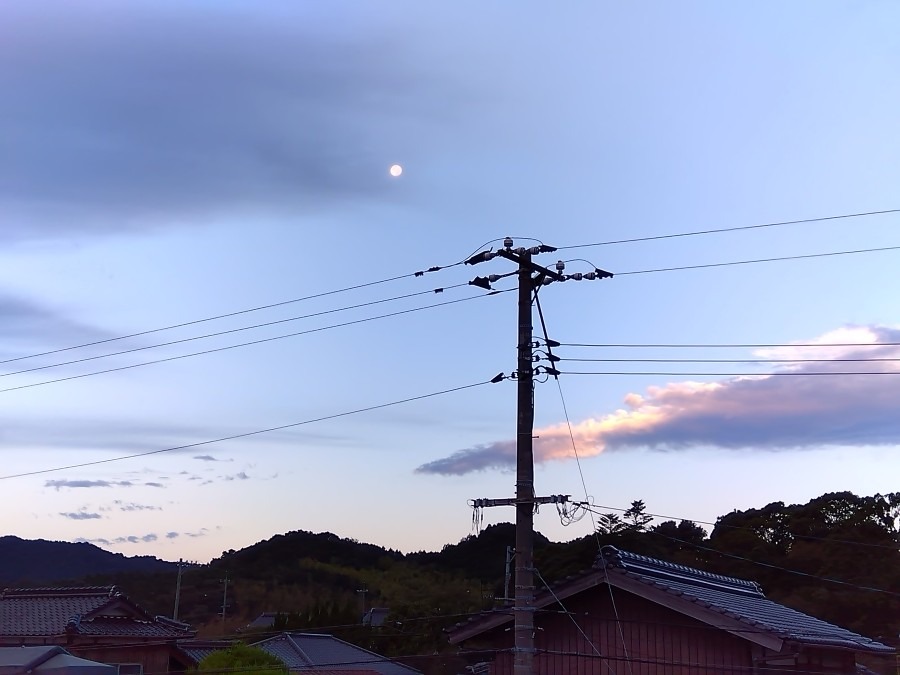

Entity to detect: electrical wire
[553,340,900,349]
[0,272,420,367]
[0,290,512,395]
[613,244,900,276]
[0,284,469,380]
[583,502,900,551]
[0,377,504,480]
[560,370,900,377]
[556,208,900,250]
[0,232,515,368]
[558,357,900,364]
[533,567,616,675]
[644,529,900,598]
[581,506,900,597]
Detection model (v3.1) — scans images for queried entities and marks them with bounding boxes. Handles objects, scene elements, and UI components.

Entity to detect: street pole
[465,238,612,675]
[514,251,536,675]
[173,559,184,621]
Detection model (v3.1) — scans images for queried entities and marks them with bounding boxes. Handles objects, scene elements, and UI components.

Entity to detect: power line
[583,507,900,598]
[0,283,469,380]
[641,528,900,598]
[0,272,422,367]
[558,357,900,364]
[556,208,900,250]
[0,236,506,368]
[560,370,900,377]
[555,340,900,349]
[0,290,511,395]
[0,377,503,480]
[584,502,900,551]
[614,244,900,275]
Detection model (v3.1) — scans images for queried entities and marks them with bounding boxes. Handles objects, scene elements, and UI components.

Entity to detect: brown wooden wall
[71,641,181,674]
[471,585,859,675]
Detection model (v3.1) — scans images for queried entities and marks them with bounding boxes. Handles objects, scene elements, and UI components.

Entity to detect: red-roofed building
[0,586,196,674]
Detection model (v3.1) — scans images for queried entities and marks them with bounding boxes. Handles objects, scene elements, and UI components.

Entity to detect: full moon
[389,164,403,177]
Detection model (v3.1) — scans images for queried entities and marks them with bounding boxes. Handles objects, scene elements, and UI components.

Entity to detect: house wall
[469,586,860,675]
[70,641,183,674]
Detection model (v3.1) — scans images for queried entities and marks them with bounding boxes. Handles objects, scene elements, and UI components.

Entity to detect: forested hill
[0,535,174,584]
[3,492,897,651]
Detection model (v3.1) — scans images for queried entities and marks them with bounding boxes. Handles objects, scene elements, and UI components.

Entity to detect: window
[117,664,142,675]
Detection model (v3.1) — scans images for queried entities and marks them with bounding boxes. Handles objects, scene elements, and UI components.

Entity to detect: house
[0,646,114,675]
[448,546,896,675]
[250,632,422,675]
[0,586,196,674]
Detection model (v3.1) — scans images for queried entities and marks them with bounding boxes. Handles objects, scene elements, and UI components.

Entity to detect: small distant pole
[173,559,184,621]
[356,588,368,621]
[220,573,229,628]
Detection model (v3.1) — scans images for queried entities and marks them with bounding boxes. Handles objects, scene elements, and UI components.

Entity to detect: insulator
[528,246,541,255]
[488,274,501,282]
[555,260,566,273]
[570,272,583,281]
[503,237,514,248]
[514,247,526,255]
[542,277,554,285]
[584,271,596,280]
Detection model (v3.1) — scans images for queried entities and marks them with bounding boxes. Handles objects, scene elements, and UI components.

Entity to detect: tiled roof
[448,548,894,656]
[69,615,193,638]
[0,587,118,636]
[0,586,195,641]
[253,633,421,675]
[597,547,894,654]
[174,639,237,664]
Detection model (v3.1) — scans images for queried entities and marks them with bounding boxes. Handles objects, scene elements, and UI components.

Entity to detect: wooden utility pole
[466,238,611,675]
[513,249,537,675]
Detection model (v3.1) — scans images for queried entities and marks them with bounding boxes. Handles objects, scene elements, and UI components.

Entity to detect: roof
[448,546,895,655]
[174,639,237,665]
[0,646,115,674]
[0,588,119,636]
[247,612,279,629]
[0,586,194,641]
[252,633,422,675]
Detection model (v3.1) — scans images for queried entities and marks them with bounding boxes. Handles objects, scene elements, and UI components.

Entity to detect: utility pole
[220,573,229,628]
[173,559,185,621]
[466,237,612,675]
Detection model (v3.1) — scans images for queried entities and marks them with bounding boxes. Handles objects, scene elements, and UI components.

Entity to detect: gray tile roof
[174,639,237,665]
[0,587,118,636]
[252,633,421,675]
[0,586,194,641]
[597,546,895,655]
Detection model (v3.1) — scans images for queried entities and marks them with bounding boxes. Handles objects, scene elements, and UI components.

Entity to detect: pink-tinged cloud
[416,325,900,475]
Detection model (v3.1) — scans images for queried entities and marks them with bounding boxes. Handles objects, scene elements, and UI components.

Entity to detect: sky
[1,0,898,564]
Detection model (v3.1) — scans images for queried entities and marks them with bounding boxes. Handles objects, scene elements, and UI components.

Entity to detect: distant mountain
[0,535,175,585]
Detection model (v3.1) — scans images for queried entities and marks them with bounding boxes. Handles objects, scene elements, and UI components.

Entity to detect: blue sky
[1,0,898,562]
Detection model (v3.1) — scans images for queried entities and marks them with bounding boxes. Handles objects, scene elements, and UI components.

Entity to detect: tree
[623,500,654,532]
[595,513,626,536]
[199,644,286,674]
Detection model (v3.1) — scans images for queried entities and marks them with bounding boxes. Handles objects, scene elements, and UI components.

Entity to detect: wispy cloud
[46,479,134,490]
[194,454,231,462]
[45,479,167,490]
[223,471,250,481]
[77,532,160,546]
[417,326,900,475]
[112,501,162,512]
[59,511,102,520]
[166,532,179,539]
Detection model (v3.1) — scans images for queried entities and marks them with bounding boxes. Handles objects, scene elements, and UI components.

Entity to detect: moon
[389,164,403,177]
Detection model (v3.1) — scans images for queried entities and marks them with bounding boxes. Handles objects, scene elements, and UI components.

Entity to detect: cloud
[193,454,231,462]
[143,482,165,488]
[45,479,135,490]
[417,325,900,475]
[76,533,160,546]
[223,471,250,481]
[166,532,179,539]
[60,511,102,520]
[0,1,451,240]
[0,293,110,352]
[113,501,162,512]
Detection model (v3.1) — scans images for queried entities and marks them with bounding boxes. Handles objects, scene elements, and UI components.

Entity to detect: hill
[0,535,175,585]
